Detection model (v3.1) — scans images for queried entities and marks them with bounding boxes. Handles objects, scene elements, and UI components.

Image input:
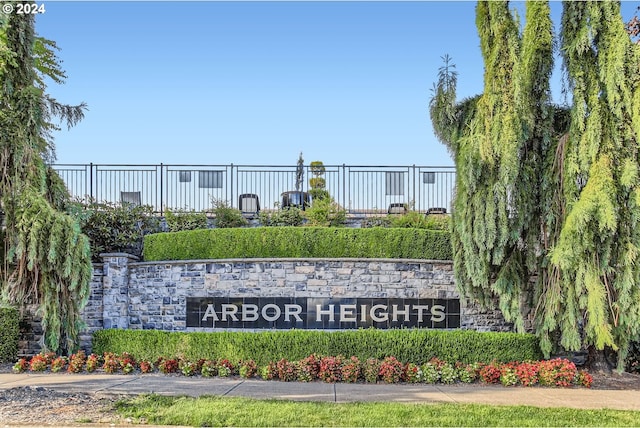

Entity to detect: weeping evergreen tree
[0,11,92,354]
[540,1,640,368]
[431,0,555,332]
[431,0,640,369]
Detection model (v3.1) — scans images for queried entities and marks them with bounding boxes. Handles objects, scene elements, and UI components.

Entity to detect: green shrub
[361,216,392,228]
[68,200,161,261]
[92,329,542,367]
[210,199,247,228]
[143,227,452,261]
[309,188,330,202]
[304,198,346,227]
[0,306,19,362]
[164,209,208,232]
[362,213,451,231]
[389,211,451,230]
[259,206,305,227]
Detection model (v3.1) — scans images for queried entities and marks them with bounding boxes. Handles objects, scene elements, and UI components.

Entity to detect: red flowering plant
[341,356,361,383]
[456,362,480,384]
[139,359,154,374]
[217,359,235,377]
[379,356,404,384]
[50,356,67,373]
[276,358,298,382]
[404,362,422,383]
[319,355,344,383]
[514,361,539,387]
[12,358,29,373]
[200,359,217,377]
[120,352,137,374]
[259,361,277,380]
[43,352,57,366]
[179,359,198,377]
[29,354,48,372]
[158,357,179,374]
[297,354,321,382]
[479,362,502,384]
[239,359,258,379]
[575,370,593,388]
[499,362,518,386]
[67,350,87,374]
[362,358,380,383]
[538,358,577,387]
[86,353,100,372]
[102,352,120,374]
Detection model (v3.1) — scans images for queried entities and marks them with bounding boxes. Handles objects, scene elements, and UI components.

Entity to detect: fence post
[411,164,416,211]
[89,162,94,202]
[230,163,234,208]
[159,163,164,214]
[342,164,346,211]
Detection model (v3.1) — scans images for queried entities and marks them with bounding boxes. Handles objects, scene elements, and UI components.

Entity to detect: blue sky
[35,1,636,167]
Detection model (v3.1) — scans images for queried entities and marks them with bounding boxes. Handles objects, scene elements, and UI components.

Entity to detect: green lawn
[114,395,640,427]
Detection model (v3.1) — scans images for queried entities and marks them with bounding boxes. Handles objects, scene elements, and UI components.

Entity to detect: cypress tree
[0,11,91,354]
[431,0,640,369]
[541,1,640,368]
[431,0,555,332]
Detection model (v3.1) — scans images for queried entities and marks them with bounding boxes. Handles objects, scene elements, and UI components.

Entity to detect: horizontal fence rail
[53,164,456,216]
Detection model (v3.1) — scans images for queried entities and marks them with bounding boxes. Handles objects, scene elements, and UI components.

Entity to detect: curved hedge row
[143,227,452,261]
[92,329,542,366]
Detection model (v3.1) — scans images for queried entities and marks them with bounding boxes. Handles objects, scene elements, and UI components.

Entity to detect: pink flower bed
[12,353,593,388]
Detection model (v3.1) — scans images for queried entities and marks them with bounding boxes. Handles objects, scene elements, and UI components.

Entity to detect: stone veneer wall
[20,253,513,355]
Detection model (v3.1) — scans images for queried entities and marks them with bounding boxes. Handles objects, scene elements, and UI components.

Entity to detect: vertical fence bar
[230,164,235,209]
[341,164,345,211]
[411,165,416,211]
[89,163,94,201]
[159,163,163,213]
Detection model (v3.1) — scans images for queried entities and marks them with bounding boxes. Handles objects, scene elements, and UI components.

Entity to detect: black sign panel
[186,297,460,329]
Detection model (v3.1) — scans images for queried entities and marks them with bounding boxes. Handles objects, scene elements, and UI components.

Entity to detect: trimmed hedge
[0,307,19,362]
[143,227,452,261]
[92,329,542,366]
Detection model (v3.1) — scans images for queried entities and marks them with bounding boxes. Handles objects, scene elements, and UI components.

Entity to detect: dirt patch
[588,370,640,390]
[0,386,125,425]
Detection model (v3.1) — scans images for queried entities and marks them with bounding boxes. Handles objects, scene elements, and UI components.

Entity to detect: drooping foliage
[431,0,640,368]
[430,1,555,332]
[0,12,91,354]
[540,1,640,367]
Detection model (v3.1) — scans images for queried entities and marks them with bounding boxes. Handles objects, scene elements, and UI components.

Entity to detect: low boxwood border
[92,329,541,366]
[143,227,452,261]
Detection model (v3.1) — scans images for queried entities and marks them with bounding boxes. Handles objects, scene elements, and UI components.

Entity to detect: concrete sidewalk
[1,371,640,411]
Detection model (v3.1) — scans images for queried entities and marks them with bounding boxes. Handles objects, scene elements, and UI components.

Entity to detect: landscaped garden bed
[12,350,593,388]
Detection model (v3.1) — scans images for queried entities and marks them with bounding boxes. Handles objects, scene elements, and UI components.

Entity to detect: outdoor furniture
[120,191,141,207]
[239,193,260,214]
[388,203,408,214]
[426,207,447,215]
[281,191,311,210]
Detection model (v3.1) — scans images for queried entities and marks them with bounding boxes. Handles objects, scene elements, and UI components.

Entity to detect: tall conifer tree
[0,11,92,354]
[431,0,554,331]
[431,0,640,368]
[540,1,640,367]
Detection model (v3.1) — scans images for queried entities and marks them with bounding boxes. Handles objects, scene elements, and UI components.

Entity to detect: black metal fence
[53,164,456,215]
